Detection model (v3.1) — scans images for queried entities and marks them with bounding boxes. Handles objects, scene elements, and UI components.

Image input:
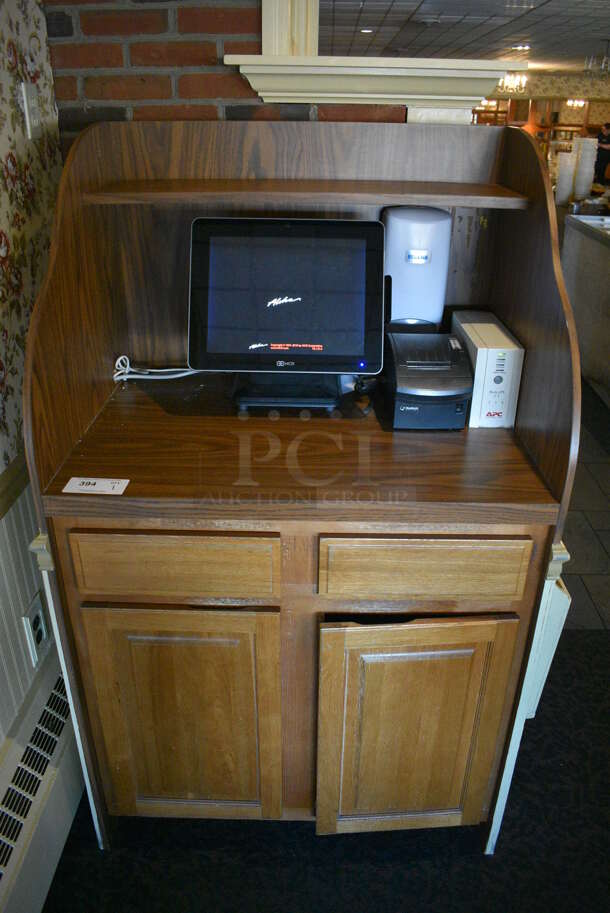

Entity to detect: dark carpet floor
[43,630,609,913]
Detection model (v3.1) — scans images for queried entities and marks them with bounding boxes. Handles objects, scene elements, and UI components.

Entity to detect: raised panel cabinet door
[79,607,281,819]
[316,616,518,835]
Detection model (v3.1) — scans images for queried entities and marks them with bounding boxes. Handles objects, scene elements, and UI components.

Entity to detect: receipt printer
[383,332,473,430]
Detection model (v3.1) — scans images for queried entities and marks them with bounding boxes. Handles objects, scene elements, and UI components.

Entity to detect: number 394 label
[62,477,130,495]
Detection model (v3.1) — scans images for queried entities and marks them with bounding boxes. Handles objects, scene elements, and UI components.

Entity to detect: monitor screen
[188,218,384,374]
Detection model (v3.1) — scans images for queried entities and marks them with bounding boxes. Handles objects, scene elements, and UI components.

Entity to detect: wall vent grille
[39,709,65,737]
[47,693,69,719]
[30,727,58,756]
[20,746,50,776]
[1,788,32,820]
[0,812,22,844]
[0,675,70,882]
[52,677,67,698]
[11,767,40,797]
[0,838,13,869]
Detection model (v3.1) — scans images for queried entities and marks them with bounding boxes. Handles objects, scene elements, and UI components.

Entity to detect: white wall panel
[0,484,47,740]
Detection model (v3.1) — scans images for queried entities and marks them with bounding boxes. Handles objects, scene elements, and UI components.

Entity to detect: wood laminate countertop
[44,379,559,524]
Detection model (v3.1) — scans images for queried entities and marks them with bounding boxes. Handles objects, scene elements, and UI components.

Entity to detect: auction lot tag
[62,477,130,495]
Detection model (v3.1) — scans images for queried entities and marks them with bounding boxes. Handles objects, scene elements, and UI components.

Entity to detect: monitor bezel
[187,217,384,375]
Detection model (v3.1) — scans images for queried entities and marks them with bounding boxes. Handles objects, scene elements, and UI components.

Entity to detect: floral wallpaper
[0,0,62,468]
[492,71,610,104]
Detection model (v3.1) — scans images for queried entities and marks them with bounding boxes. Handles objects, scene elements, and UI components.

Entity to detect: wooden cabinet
[316,615,518,835]
[54,517,540,836]
[78,606,282,819]
[24,122,580,848]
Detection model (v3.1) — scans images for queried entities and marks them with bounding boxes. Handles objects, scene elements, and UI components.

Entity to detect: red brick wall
[43,1,406,156]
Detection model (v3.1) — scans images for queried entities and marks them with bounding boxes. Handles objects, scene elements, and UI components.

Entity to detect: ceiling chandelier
[498,73,528,94]
[584,39,609,74]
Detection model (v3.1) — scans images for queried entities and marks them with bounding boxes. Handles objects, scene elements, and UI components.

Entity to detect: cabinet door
[80,607,281,819]
[316,616,518,835]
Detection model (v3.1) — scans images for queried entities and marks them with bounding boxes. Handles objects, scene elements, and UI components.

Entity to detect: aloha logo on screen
[267,296,302,308]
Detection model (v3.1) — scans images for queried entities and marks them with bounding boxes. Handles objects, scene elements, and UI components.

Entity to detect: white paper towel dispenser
[382,206,452,328]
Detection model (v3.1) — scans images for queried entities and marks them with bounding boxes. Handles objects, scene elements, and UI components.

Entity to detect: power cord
[113,355,202,383]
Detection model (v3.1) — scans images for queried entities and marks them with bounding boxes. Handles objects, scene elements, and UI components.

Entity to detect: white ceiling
[318,0,610,70]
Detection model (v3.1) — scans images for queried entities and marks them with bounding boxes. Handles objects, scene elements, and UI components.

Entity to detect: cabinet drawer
[69,532,280,599]
[318,537,533,601]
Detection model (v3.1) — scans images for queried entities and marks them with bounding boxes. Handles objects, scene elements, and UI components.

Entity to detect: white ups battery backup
[451,310,524,428]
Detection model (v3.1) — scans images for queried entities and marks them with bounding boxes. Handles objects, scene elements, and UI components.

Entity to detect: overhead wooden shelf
[82,179,529,210]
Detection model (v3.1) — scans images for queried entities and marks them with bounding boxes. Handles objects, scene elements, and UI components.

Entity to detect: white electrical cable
[113,354,202,382]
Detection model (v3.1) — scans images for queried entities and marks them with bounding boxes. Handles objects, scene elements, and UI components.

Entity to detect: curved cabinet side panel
[493,128,580,541]
[23,127,128,519]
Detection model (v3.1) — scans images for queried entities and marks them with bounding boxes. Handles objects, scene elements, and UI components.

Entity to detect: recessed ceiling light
[512,44,530,50]
[361,28,373,34]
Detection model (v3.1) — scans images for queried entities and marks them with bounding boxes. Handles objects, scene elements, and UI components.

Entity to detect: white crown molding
[223,54,528,109]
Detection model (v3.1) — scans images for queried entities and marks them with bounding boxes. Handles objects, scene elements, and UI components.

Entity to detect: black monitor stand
[233,373,341,412]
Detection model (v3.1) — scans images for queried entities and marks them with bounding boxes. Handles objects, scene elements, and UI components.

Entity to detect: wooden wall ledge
[82,179,529,210]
